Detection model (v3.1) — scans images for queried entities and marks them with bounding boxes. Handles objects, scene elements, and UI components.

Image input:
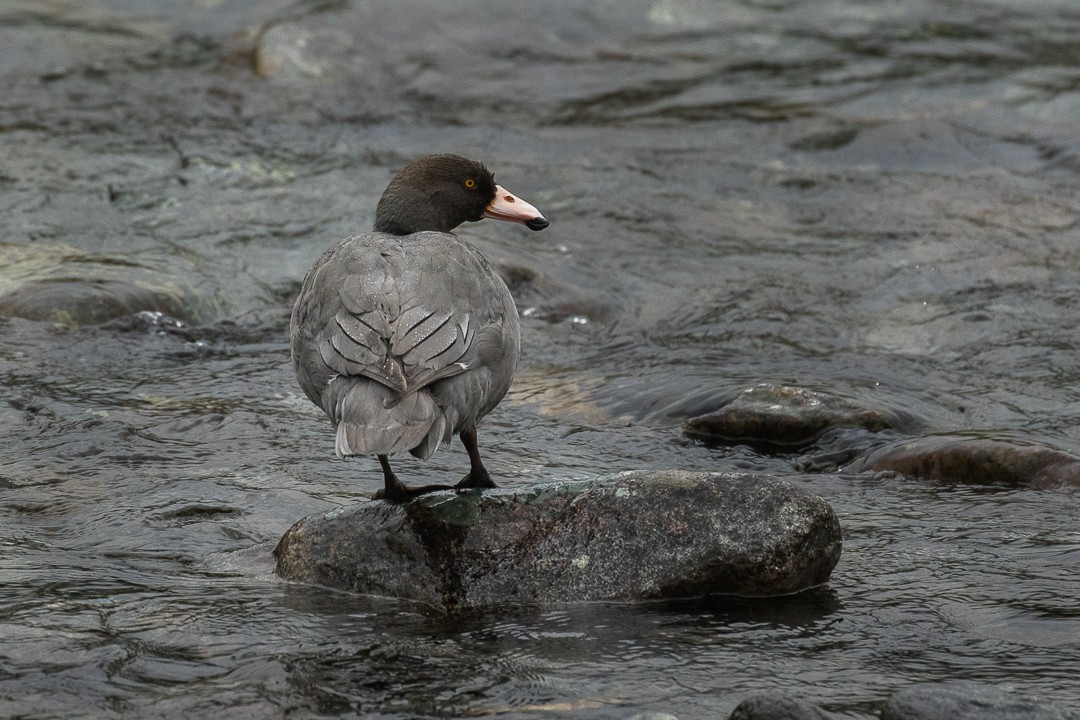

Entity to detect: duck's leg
[373,455,411,502]
[455,424,498,490]
[373,454,454,503]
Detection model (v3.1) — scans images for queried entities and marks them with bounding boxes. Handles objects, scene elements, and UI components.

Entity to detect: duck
[290,154,548,502]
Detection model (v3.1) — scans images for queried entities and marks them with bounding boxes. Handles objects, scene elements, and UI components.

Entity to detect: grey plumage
[291,231,519,460]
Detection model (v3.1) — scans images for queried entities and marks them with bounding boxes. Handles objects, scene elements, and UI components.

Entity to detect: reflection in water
[2,0,1080,717]
[278,587,846,718]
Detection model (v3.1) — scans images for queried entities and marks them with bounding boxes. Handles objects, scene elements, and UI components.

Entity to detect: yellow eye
[464,179,476,188]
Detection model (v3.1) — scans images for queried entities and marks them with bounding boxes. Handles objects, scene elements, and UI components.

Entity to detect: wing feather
[291,232,517,419]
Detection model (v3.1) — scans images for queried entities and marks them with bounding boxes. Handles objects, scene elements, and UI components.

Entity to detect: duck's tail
[325,378,451,461]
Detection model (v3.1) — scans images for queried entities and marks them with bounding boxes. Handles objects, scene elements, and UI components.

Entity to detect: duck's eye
[464,179,476,189]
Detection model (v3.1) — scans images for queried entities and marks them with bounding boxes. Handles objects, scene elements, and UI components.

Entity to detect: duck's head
[374,154,549,236]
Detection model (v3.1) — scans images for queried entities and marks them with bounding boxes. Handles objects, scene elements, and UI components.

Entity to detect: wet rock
[274,470,842,610]
[729,695,840,720]
[851,436,1080,489]
[881,682,1080,720]
[0,243,223,327]
[683,384,899,452]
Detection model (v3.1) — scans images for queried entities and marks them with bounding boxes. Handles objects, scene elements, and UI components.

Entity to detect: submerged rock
[851,436,1080,489]
[881,682,1080,720]
[0,278,189,327]
[0,243,223,327]
[683,384,899,452]
[274,470,842,610]
[495,259,614,325]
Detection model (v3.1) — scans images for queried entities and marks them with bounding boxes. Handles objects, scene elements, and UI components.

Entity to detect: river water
[2,0,1079,718]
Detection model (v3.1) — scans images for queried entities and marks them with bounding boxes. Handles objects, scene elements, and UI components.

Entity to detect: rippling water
[2,0,1080,717]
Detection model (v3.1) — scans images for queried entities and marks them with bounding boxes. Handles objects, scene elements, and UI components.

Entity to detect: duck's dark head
[374,154,549,236]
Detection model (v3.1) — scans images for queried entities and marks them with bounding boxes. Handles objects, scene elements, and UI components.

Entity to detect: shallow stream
[1,1,1079,717]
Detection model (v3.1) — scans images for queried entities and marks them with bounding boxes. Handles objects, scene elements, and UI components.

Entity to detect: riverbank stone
[851,436,1080,489]
[683,384,899,452]
[274,470,843,610]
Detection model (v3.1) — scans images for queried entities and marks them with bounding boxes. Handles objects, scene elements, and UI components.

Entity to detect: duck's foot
[373,454,453,503]
[455,469,497,490]
[373,482,455,503]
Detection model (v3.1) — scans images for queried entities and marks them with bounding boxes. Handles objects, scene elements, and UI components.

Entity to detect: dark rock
[881,682,1080,720]
[851,436,1080,489]
[274,470,843,610]
[729,695,840,720]
[683,384,899,452]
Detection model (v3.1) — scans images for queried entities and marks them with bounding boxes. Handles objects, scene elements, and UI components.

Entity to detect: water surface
[2,0,1080,717]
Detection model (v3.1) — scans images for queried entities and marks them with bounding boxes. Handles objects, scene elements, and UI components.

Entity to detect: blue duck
[290,154,548,502]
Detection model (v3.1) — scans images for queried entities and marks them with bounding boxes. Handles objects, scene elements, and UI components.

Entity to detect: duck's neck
[374,189,458,236]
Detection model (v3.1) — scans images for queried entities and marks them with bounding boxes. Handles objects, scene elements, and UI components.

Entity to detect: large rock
[274,470,842,610]
[851,436,1080,489]
[881,682,1080,720]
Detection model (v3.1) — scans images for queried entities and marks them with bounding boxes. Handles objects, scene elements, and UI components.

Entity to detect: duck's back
[290,231,520,460]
